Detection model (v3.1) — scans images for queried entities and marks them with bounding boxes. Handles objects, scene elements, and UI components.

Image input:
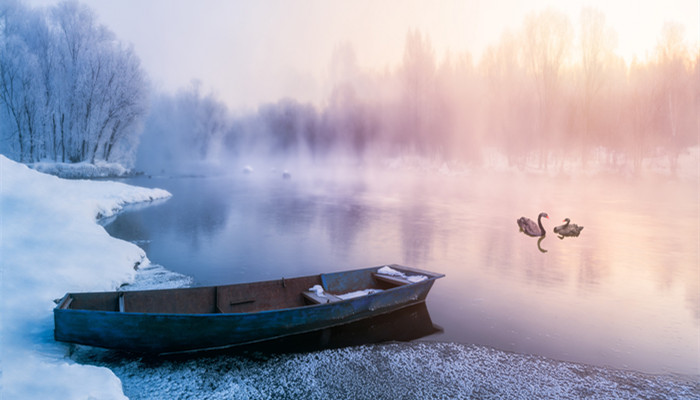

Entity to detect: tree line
[141,7,697,174]
[0,0,148,165]
[2,2,696,173]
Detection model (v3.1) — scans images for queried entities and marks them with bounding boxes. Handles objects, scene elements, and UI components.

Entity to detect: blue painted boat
[54,264,444,354]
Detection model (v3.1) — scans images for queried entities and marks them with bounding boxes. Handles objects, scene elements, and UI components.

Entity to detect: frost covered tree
[522,8,573,167]
[136,82,230,173]
[399,29,437,153]
[0,1,148,166]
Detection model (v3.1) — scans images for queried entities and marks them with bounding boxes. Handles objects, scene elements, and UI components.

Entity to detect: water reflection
[107,171,699,375]
[216,302,441,356]
[400,201,435,265]
[537,236,547,253]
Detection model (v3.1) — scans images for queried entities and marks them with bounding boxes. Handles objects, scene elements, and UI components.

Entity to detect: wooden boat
[54,264,444,354]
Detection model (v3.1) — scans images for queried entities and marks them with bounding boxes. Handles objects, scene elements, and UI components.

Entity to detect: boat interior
[55,268,421,315]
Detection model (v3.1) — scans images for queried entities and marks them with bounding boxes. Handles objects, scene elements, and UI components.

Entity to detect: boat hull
[54,265,443,354]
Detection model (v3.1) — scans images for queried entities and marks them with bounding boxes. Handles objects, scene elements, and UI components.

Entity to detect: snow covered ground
[0,155,171,399]
[1,154,697,399]
[77,342,698,400]
[28,159,137,179]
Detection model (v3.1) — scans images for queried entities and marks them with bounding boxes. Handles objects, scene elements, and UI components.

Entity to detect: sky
[27,0,699,110]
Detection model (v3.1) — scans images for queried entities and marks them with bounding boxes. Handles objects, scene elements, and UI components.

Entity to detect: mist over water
[108,164,699,376]
[134,11,698,179]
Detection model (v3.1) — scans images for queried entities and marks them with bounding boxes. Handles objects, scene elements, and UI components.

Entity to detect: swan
[517,212,549,237]
[553,218,583,237]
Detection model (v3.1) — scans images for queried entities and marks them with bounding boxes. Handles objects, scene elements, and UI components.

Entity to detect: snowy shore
[0,155,171,399]
[28,160,138,179]
[79,342,698,400]
[1,155,697,399]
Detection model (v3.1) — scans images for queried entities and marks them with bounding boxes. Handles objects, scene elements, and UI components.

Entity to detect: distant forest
[2,2,697,173]
[141,8,698,173]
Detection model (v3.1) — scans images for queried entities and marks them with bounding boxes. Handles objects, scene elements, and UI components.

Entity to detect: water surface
[106,167,699,376]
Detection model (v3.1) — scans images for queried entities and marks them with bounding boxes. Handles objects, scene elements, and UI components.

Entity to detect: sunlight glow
[26,0,699,108]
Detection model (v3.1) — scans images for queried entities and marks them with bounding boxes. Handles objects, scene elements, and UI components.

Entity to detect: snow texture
[378,265,427,282]
[309,284,325,297]
[29,160,134,179]
[308,284,382,300]
[75,342,699,400]
[336,289,383,300]
[0,155,171,399]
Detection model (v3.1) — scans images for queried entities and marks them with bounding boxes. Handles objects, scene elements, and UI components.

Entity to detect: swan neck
[537,214,545,235]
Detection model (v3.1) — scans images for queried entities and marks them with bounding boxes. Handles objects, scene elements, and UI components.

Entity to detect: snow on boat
[54,265,444,354]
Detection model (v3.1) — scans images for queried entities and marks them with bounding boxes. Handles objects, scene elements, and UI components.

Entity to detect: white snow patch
[377,266,427,282]
[336,289,383,300]
[118,264,193,292]
[308,285,383,300]
[29,160,133,179]
[0,155,172,399]
[309,284,325,297]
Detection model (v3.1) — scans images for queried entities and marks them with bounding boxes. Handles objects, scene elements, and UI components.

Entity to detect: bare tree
[480,30,536,167]
[578,7,618,164]
[653,22,693,173]
[522,8,573,168]
[400,29,437,154]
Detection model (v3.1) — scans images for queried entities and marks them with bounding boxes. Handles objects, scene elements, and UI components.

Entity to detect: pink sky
[28,0,700,109]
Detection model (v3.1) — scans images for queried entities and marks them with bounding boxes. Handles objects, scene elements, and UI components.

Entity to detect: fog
[4,2,696,175]
[135,9,698,177]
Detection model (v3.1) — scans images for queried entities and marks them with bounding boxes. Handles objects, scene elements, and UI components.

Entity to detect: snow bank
[0,155,171,399]
[29,160,134,179]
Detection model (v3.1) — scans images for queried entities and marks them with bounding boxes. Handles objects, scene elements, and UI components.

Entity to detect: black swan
[553,218,583,237]
[517,212,549,237]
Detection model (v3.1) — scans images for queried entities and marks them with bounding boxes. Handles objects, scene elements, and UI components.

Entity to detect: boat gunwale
[55,265,445,317]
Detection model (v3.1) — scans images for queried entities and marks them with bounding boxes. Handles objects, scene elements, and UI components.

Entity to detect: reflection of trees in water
[686,280,699,320]
[253,180,372,258]
[166,181,231,249]
[574,250,605,291]
[256,190,318,234]
[104,178,231,252]
[105,212,152,252]
[320,202,369,257]
[399,199,435,266]
[523,259,567,288]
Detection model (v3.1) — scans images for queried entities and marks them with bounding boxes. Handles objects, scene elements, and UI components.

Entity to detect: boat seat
[372,273,412,286]
[302,290,342,304]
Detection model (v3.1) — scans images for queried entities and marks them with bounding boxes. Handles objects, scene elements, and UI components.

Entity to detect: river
[104,165,699,377]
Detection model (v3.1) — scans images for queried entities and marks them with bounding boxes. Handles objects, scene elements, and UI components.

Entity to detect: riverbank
[0,155,171,399]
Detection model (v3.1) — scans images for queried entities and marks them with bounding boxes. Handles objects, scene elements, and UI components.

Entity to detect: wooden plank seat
[302,290,342,304]
[372,273,413,286]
